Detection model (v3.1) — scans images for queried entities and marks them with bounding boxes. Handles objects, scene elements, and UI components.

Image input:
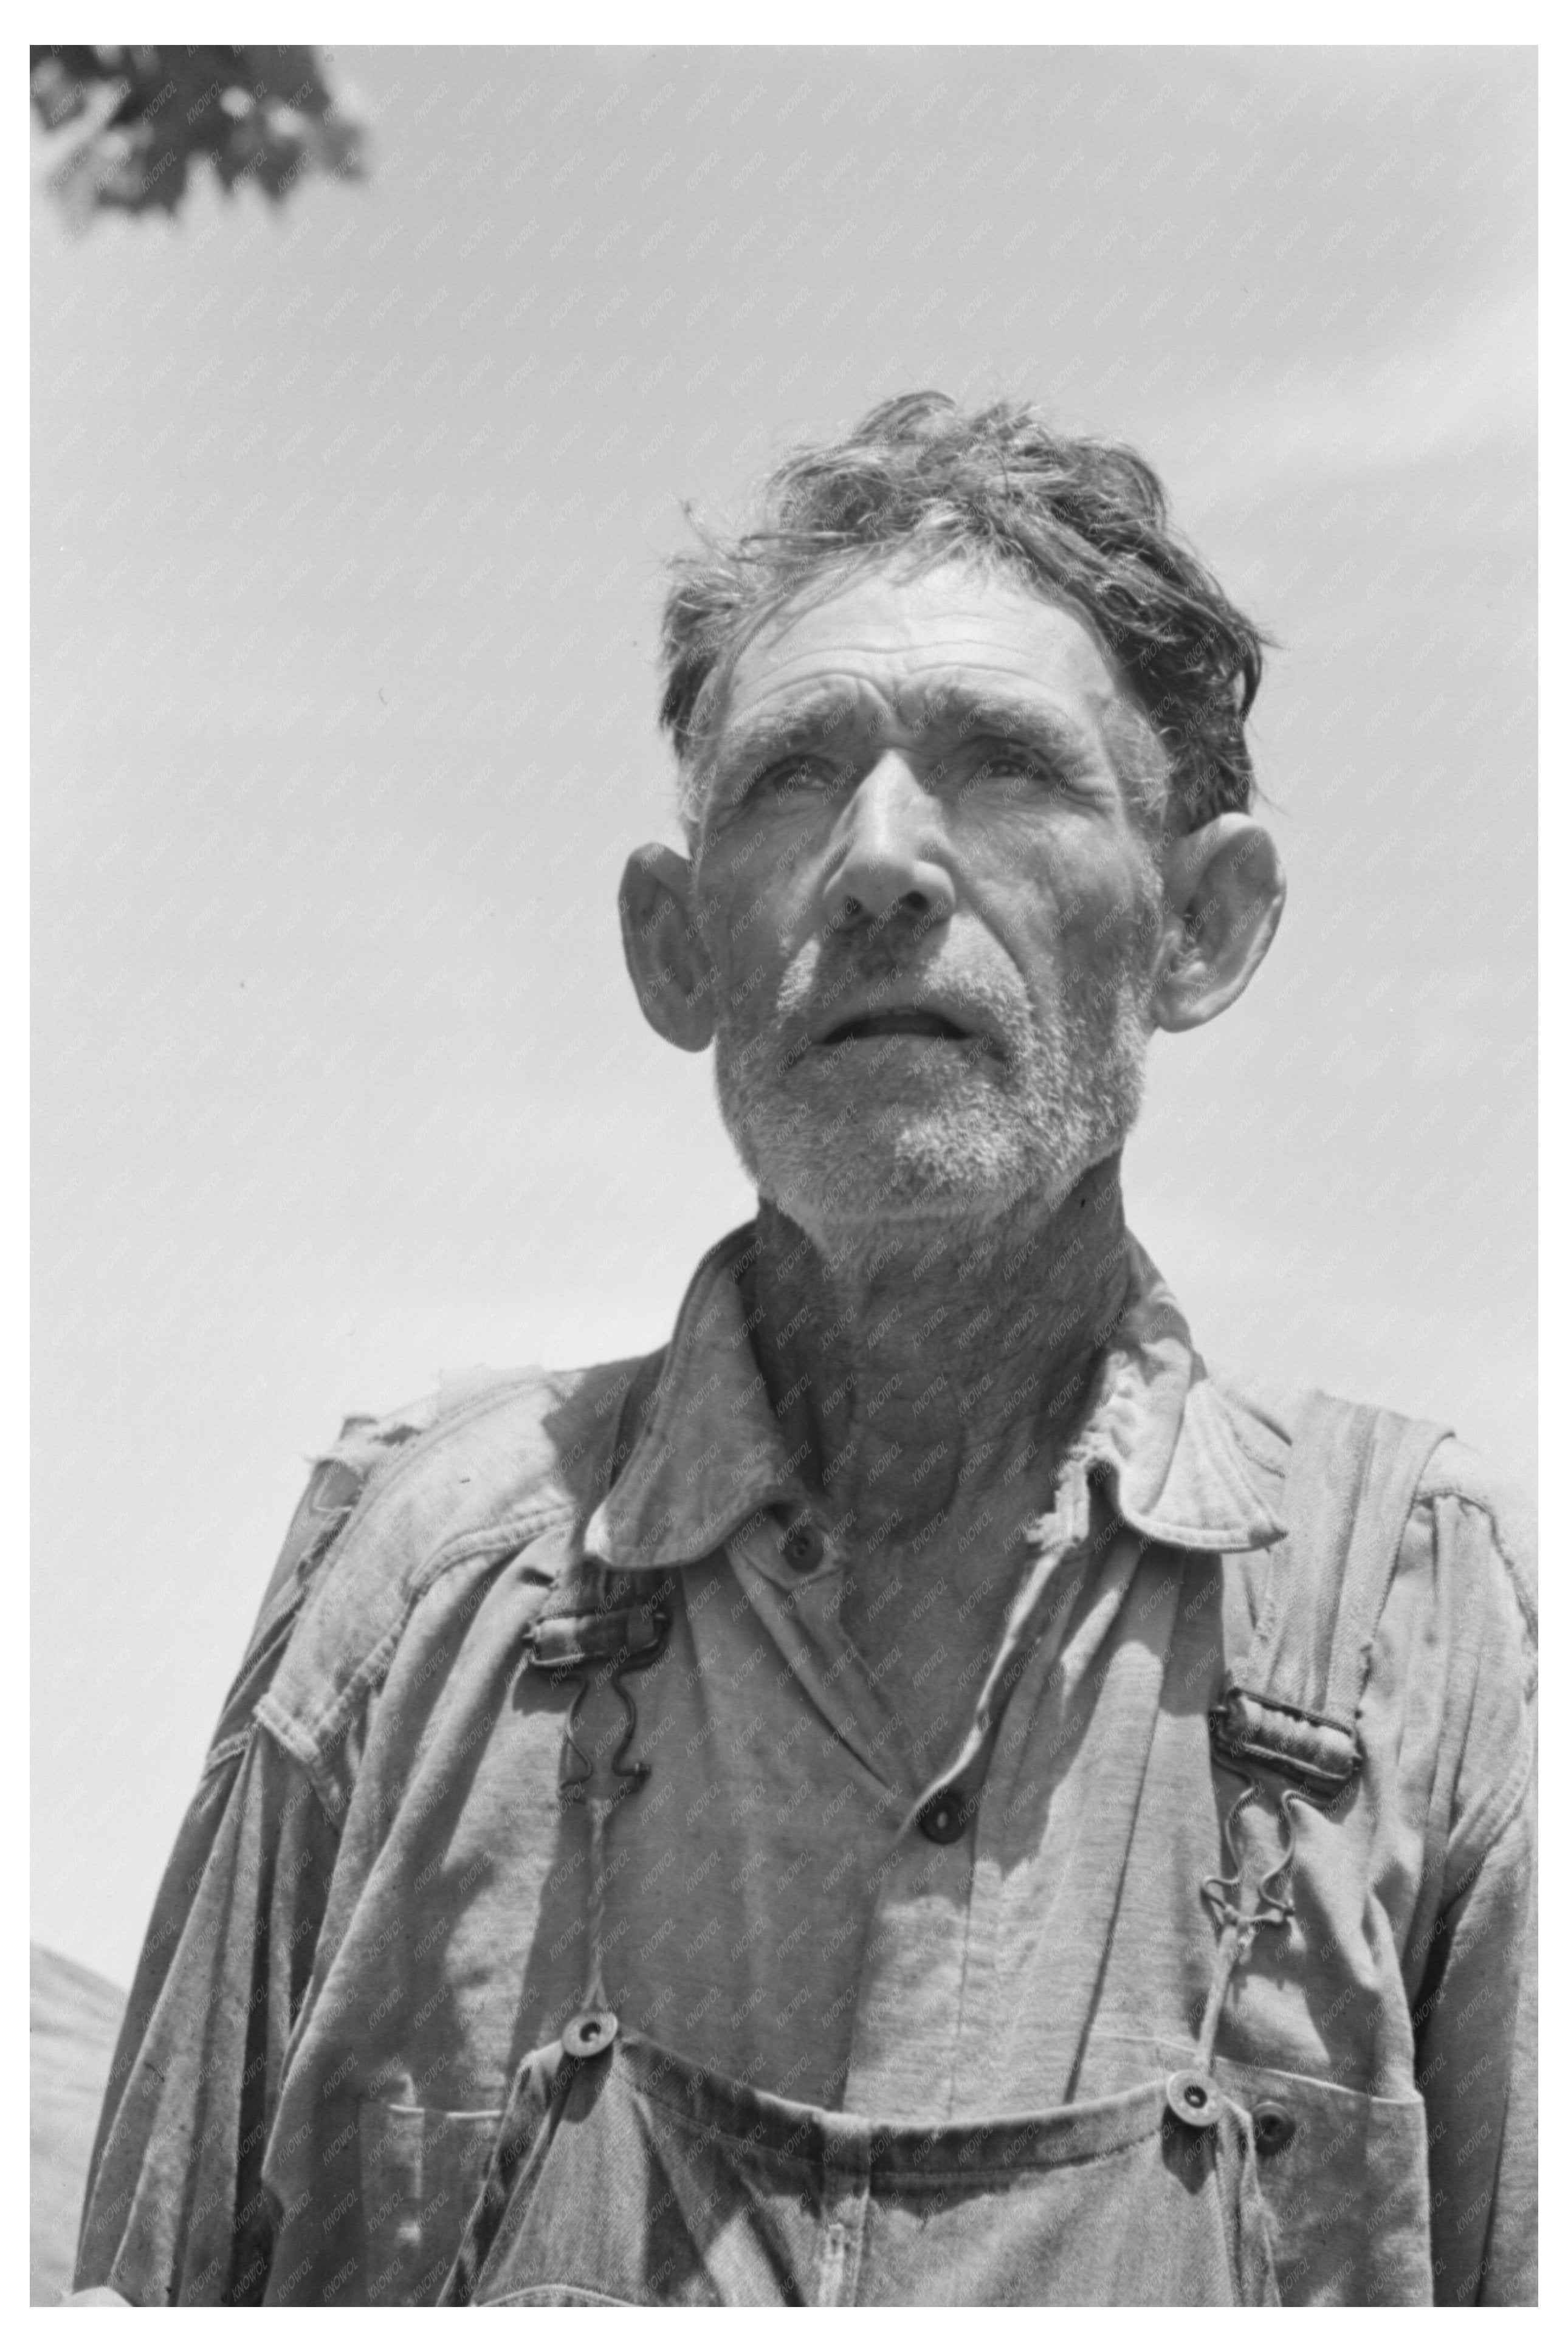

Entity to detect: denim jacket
[75,1228,1536,2305]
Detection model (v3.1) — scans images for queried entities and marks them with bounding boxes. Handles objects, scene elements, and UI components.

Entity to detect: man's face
[687,558,1169,1237]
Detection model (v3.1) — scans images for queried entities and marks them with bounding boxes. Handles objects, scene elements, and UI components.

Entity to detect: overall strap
[528,1561,669,1677]
[1209,1393,1449,1799]
[523,1550,672,2010]
[523,1348,674,1677]
[515,1368,675,2020]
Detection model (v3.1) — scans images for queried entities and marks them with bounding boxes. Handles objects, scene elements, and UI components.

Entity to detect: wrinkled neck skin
[744,1156,1131,1564]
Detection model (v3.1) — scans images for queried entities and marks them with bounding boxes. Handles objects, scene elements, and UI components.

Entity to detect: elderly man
[74,395,1535,2307]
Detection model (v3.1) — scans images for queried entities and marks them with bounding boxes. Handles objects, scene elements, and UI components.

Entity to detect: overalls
[437,1401,1444,2308]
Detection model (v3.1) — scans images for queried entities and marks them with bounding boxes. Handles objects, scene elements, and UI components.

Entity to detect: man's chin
[715,1020,1146,1242]
[729,1109,1081,1240]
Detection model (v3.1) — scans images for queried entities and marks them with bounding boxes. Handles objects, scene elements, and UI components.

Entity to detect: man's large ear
[1150,814,1286,1034]
[619,844,718,1052]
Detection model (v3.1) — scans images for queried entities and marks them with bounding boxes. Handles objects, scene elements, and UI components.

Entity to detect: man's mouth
[820,1009,974,1045]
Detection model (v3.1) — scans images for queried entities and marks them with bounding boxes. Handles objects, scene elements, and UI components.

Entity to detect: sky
[32,45,1535,1987]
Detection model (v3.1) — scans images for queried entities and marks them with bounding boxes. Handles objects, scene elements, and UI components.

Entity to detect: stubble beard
[713,947,1154,1246]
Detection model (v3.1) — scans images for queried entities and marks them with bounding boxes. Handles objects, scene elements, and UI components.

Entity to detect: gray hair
[659,391,1268,836]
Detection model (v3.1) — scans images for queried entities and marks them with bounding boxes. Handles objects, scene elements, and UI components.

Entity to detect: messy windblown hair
[659,391,1267,834]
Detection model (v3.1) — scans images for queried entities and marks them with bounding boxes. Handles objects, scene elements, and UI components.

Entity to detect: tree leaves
[30,46,370,222]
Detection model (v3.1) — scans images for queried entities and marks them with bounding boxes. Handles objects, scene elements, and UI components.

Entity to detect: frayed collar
[586,1222,1284,1571]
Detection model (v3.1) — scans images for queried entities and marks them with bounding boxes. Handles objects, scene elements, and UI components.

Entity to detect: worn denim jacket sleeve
[1407,1469,1538,2306]
[72,1468,351,2307]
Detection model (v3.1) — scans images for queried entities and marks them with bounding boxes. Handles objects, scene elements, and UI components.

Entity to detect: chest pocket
[1208,2057,1432,2305]
[1198,1397,1449,2304]
[359,2100,503,2305]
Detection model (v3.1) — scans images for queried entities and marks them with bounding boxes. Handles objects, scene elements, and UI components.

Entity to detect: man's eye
[752,755,837,799]
[971,740,1057,789]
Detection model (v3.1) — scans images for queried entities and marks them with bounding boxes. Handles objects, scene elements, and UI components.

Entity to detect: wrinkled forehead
[705,557,1118,730]
[681,553,1160,833]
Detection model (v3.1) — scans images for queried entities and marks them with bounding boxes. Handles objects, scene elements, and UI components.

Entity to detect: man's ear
[618,844,718,1052]
[1151,814,1286,1034]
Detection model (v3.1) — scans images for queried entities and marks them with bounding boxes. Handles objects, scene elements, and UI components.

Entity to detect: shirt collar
[585,1220,1284,1572]
[586,1225,803,1570]
[1072,1236,1286,1553]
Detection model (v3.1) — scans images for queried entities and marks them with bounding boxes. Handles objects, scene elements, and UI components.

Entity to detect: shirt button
[917,1787,969,1844]
[780,1519,823,1570]
[562,2008,618,2060]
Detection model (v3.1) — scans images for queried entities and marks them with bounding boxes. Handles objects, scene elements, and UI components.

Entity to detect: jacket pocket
[1209,2056,1432,2306]
[359,2100,503,2306]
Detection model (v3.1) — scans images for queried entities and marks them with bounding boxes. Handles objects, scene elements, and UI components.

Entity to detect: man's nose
[823,754,957,935]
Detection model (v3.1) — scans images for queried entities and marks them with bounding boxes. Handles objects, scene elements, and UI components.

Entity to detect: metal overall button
[562,2008,619,2060]
[917,1787,969,1845]
[1165,2069,1223,2130]
[1251,2100,1296,2156]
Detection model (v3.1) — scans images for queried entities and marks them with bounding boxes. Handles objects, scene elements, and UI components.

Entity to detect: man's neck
[743,1157,1131,1559]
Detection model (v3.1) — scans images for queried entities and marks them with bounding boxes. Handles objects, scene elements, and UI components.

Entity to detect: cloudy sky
[33,45,1534,1985]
